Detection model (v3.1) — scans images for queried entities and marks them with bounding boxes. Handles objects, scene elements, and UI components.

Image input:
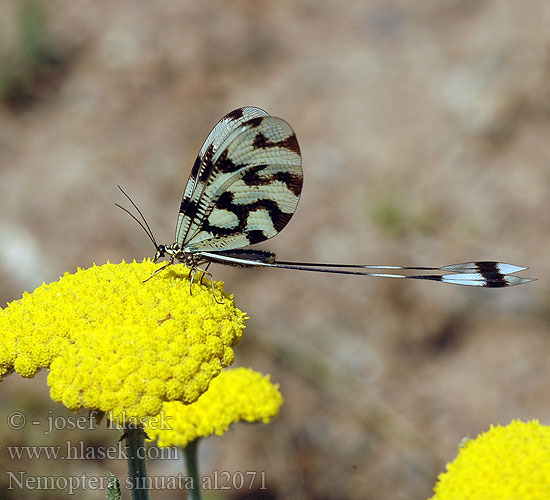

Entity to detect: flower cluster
[146,367,283,447]
[430,419,550,500]
[1,260,246,419]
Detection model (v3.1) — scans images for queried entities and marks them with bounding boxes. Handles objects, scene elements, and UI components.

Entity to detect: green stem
[183,438,202,500]
[125,426,151,500]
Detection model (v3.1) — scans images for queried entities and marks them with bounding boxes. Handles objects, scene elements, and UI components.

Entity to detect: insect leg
[199,262,212,286]
[205,270,223,304]
[143,261,173,283]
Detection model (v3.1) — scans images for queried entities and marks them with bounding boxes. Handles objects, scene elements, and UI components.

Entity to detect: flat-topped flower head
[0,260,246,420]
[146,367,283,448]
[429,419,550,500]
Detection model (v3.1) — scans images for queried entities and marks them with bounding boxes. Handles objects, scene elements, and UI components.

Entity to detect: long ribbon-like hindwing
[197,252,534,288]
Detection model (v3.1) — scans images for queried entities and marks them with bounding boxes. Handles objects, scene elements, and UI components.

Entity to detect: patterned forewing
[177,107,270,240]
[179,116,302,251]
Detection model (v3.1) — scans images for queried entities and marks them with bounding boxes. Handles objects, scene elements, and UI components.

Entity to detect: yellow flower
[1,260,246,420]
[146,367,283,447]
[429,419,550,500]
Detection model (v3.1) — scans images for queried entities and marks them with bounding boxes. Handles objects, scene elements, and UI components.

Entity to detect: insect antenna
[115,185,158,248]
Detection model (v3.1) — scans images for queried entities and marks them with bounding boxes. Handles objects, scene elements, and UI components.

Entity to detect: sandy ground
[0,1,548,499]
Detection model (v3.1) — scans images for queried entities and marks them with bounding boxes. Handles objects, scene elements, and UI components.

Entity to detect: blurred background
[0,1,548,499]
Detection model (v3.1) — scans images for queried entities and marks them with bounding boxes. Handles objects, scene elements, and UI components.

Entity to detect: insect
[117,106,534,289]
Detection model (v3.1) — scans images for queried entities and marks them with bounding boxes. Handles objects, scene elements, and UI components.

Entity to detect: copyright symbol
[7,411,25,429]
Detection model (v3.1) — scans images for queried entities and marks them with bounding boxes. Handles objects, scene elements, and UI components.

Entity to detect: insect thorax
[155,243,203,268]
[174,248,203,268]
